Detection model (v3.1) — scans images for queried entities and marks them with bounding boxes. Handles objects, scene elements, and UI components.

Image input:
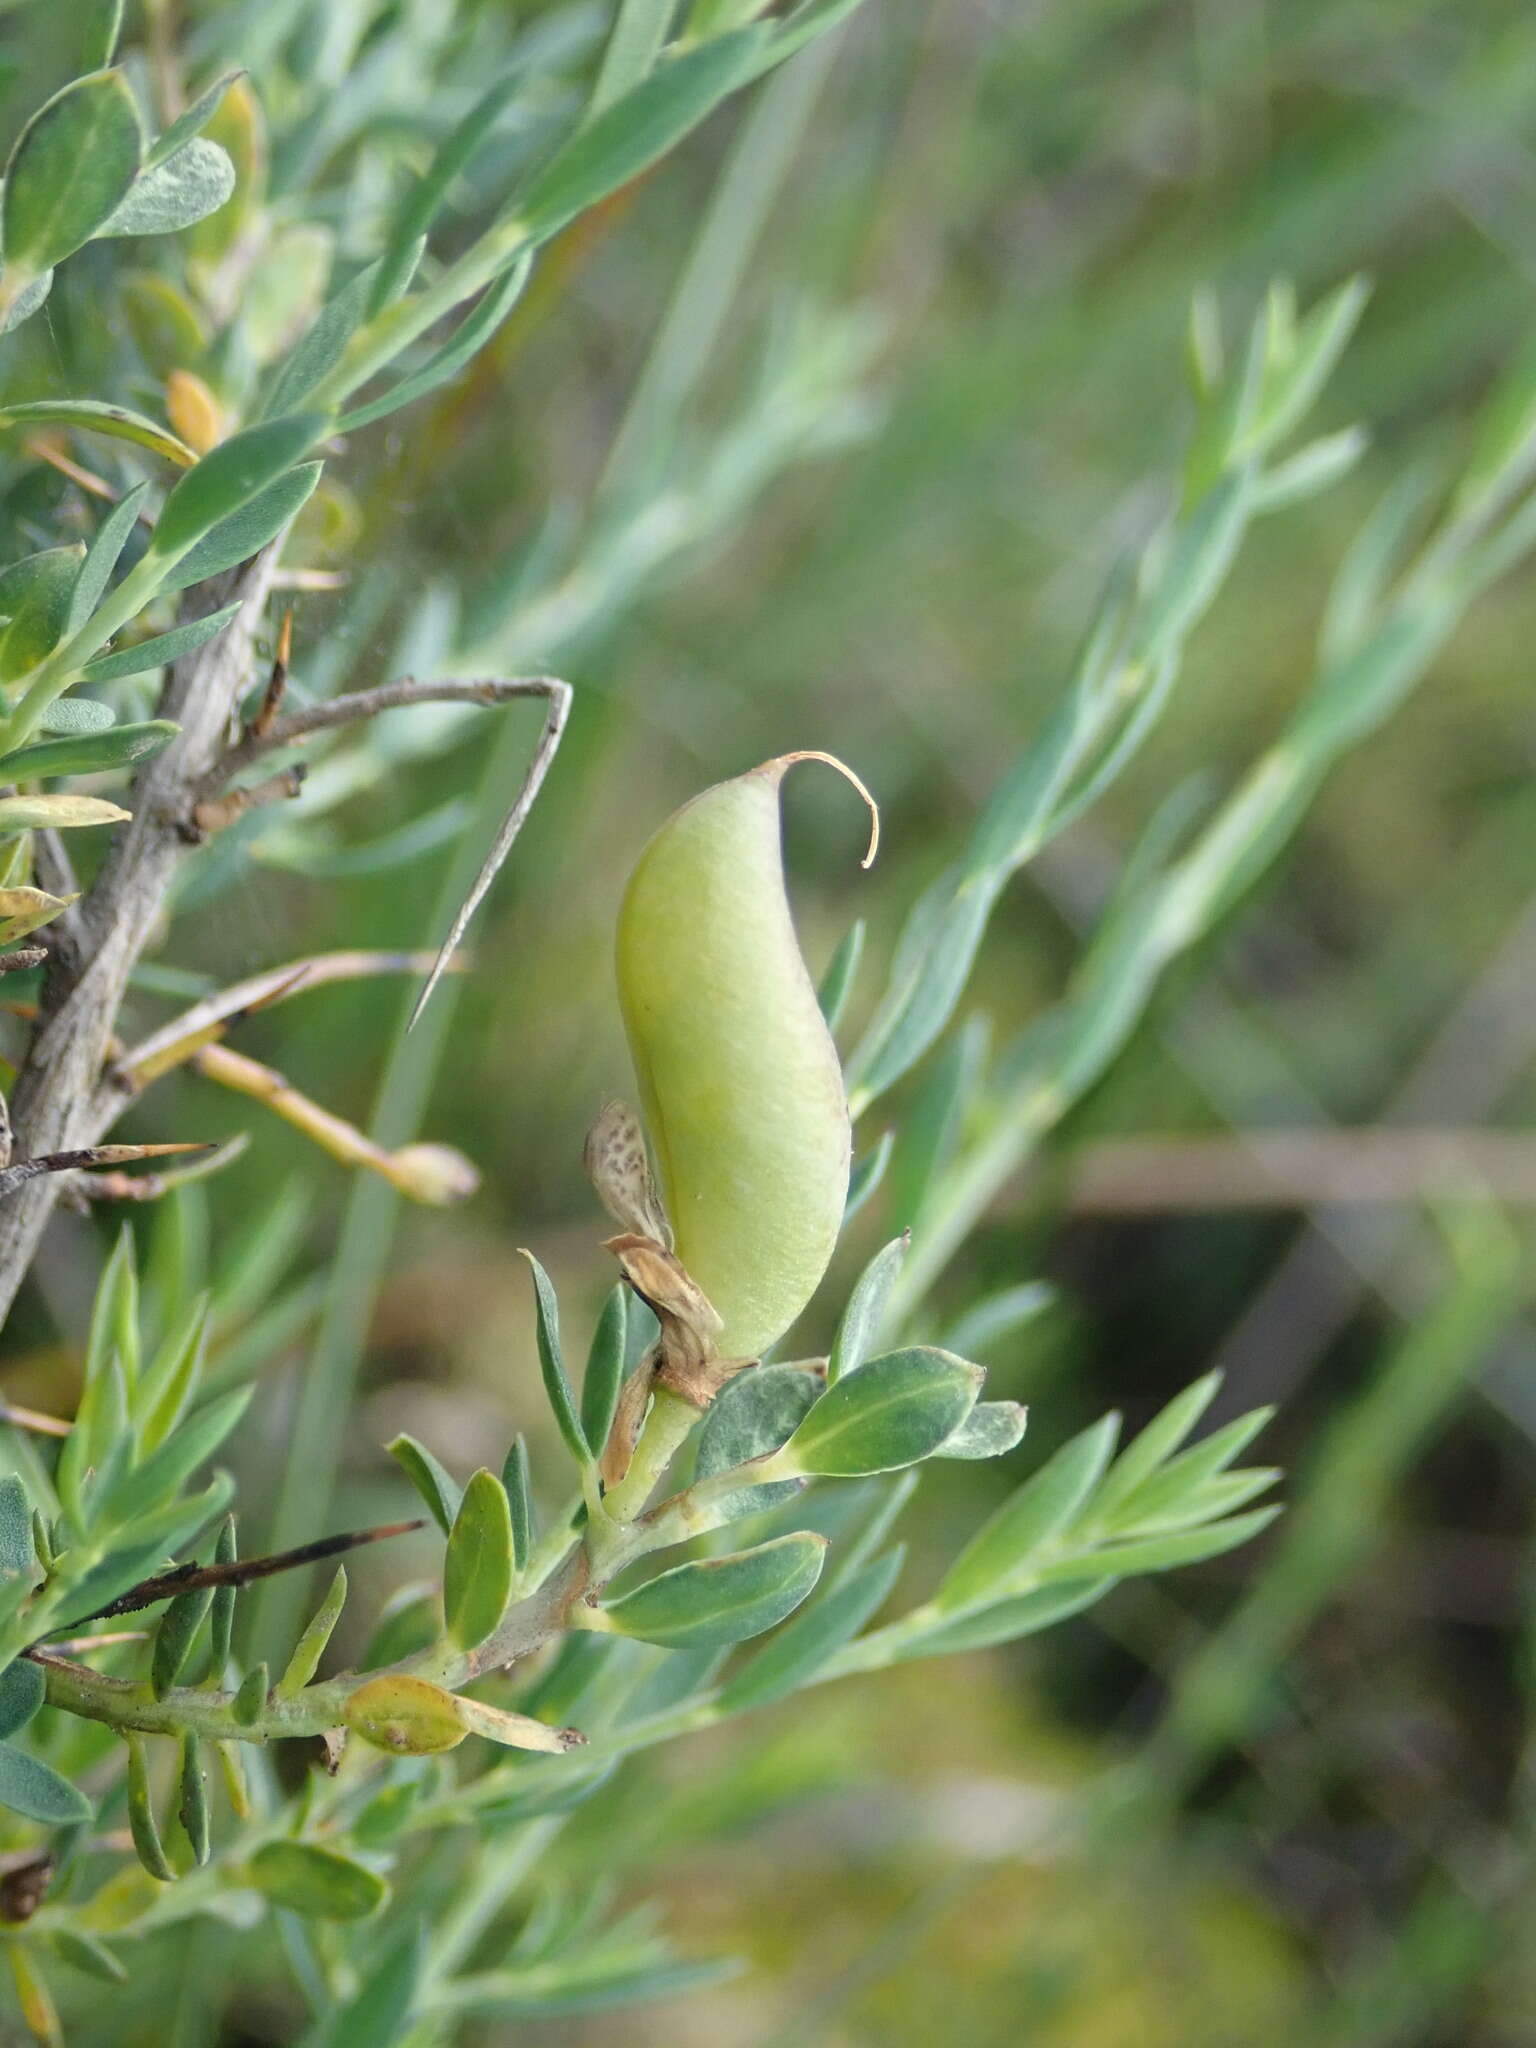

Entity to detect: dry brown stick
[115,949,466,1089]
[0,1399,70,1439]
[1063,1128,1536,1215]
[41,1517,427,1627]
[0,1141,212,1199]
[192,1044,478,1203]
[189,762,307,837]
[58,1133,251,1204]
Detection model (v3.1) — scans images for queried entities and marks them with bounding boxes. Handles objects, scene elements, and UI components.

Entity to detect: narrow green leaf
[248,1840,388,1920]
[0,399,195,467]
[301,1925,423,2048]
[817,918,865,1033]
[336,258,529,434]
[232,1664,267,1726]
[208,1515,237,1671]
[1252,428,1367,512]
[827,1235,908,1383]
[147,70,245,170]
[262,261,380,418]
[125,1732,174,1878]
[0,546,84,682]
[940,1282,1053,1360]
[373,70,526,311]
[47,1929,127,1985]
[68,482,151,632]
[695,1363,820,1517]
[150,414,327,560]
[276,1565,347,1695]
[935,1412,1121,1615]
[0,720,178,782]
[902,1579,1112,1659]
[1096,1407,1274,1536]
[2,69,144,272]
[847,870,995,1105]
[0,1741,90,1824]
[519,1250,589,1462]
[720,1545,905,1712]
[518,30,771,244]
[444,1472,513,1651]
[57,1479,231,1623]
[887,1014,986,1230]
[0,271,53,335]
[177,1730,210,1865]
[136,1296,211,1454]
[0,1660,45,1739]
[597,1531,827,1650]
[387,1433,461,1536]
[934,1400,1028,1461]
[843,1129,893,1223]
[1037,1507,1281,1583]
[1088,1371,1223,1526]
[580,1286,628,1465]
[100,1384,251,1530]
[151,1583,213,1697]
[1127,1466,1281,1534]
[1250,275,1371,455]
[102,138,235,237]
[84,0,126,68]
[591,0,676,117]
[779,1348,983,1478]
[764,0,875,66]
[502,1434,533,1572]
[157,462,322,592]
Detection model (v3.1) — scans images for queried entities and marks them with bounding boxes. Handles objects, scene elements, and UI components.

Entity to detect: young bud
[387,1142,480,1205]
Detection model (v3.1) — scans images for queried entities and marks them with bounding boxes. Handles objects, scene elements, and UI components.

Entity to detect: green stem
[597,1388,699,1525]
[309,217,531,416]
[39,1549,585,1747]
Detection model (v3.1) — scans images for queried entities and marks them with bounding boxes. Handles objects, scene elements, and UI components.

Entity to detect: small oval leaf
[443,1469,513,1651]
[3,69,143,273]
[596,1531,827,1650]
[779,1348,983,1478]
[248,1839,388,1920]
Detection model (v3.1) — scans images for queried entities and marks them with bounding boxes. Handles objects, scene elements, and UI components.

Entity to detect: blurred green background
[7,0,1536,2041]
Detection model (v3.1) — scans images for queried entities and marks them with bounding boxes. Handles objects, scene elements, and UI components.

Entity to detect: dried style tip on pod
[616,753,877,1362]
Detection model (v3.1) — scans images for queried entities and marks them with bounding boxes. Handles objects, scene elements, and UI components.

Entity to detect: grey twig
[198,673,567,793]
[408,678,571,1027]
[0,551,283,1322]
[188,762,307,838]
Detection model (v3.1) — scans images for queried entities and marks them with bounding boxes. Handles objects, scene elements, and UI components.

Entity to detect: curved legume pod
[616,753,876,1361]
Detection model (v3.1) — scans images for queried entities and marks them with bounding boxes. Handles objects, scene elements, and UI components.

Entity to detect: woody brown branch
[0,550,284,1324]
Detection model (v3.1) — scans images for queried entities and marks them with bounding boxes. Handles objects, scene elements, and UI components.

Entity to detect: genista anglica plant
[0,4,1533,2040]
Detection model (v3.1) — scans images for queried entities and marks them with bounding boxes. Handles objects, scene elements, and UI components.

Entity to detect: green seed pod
[616,753,876,1361]
[343,1674,468,1756]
